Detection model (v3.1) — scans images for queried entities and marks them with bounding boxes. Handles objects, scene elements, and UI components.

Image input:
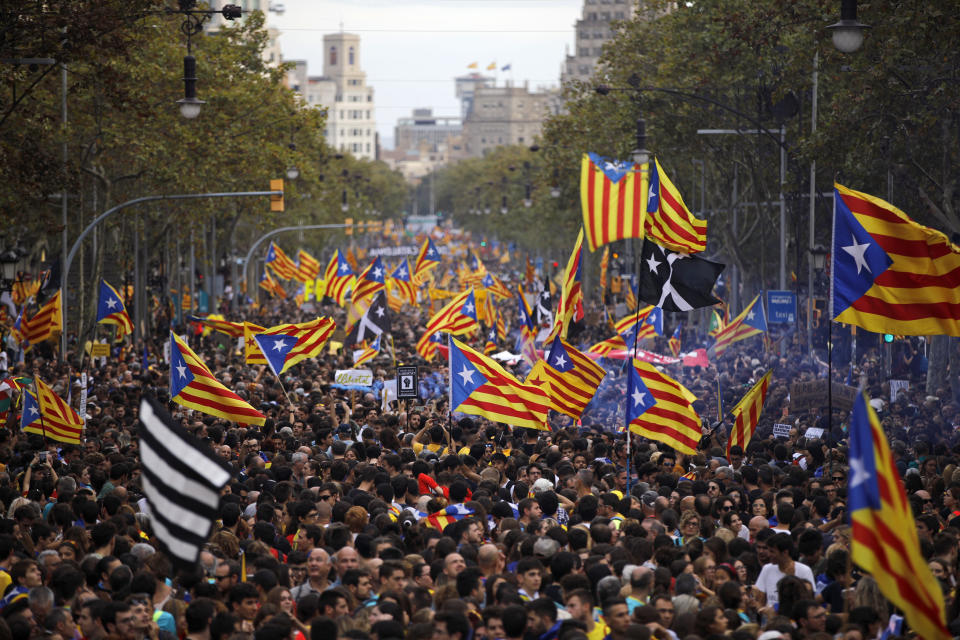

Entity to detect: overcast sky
[269,0,584,148]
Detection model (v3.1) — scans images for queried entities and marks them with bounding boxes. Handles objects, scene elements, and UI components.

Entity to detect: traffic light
[344,217,353,236]
[270,179,284,212]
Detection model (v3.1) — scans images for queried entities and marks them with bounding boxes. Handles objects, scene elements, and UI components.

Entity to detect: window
[578,48,589,56]
[349,47,355,65]
[329,46,337,66]
[518,137,524,143]
[367,95,372,102]
[366,143,371,152]
[339,110,344,119]
[366,110,370,119]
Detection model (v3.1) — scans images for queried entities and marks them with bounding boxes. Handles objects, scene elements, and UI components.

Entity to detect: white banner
[334,369,374,387]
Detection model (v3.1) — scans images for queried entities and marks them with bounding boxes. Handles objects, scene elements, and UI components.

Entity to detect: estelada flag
[580,153,646,252]
[832,183,960,336]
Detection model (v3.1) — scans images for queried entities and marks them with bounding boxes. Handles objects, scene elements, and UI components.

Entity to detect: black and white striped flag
[138,396,233,570]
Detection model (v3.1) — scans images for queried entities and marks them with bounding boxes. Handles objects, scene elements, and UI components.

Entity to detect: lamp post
[168,1,244,118]
[828,0,869,54]
[808,244,829,352]
[600,77,796,291]
[0,249,18,288]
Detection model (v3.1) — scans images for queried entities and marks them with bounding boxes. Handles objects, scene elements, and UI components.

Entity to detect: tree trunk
[926,335,948,395]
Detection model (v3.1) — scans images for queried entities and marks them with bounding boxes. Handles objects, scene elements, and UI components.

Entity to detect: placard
[790,380,857,412]
[90,343,110,358]
[772,423,792,438]
[397,366,419,399]
[890,379,909,402]
[334,369,373,387]
[804,427,824,440]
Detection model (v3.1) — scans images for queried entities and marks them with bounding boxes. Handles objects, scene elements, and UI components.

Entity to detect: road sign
[766,290,796,323]
[397,365,419,399]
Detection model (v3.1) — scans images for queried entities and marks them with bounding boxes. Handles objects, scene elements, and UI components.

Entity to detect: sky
[268,0,584,148]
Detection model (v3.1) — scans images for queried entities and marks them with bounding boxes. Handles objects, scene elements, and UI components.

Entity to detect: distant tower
[319,33,377,160]
[561,0,636,85]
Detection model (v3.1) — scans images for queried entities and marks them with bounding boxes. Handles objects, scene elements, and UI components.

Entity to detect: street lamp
[0,249,18,284]
[170,1,244,118]
[828,0,869,53]
[176,55,205,119]
[810,244,829,271]
[286,165,300,181]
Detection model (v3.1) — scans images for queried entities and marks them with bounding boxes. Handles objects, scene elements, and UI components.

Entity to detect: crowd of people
[0,273,954,640]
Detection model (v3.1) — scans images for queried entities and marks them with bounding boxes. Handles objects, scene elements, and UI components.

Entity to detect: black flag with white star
[637,239,725,311]
[536,276,552,326]
[346,291,391,346]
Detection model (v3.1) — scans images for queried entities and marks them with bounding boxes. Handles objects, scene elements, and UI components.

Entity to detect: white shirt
[755,561,815,608]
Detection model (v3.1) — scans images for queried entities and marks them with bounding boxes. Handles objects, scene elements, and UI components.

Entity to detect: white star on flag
[464,302,474,314]
[106,298,118,309]
[632,389,647,407]
[553,353,567,368]
[372,267,383,279]
[272,339,287,352]
[339,263,350,273]
[176,364,187,379]
[850,456,871,489]
[646,255,661,273]
[842,234,872,274]
[28,406,38,417]
[458,365,475,385]
[374,306,385,318]
[746,310,755,321]
[398,266,407,278]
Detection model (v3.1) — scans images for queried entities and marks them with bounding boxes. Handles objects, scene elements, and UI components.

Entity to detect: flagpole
[32,379,47,447]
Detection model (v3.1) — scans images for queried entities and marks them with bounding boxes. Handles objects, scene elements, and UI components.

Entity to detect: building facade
[461,81,555,157]
[561,0,636,85]
[294,33,377,161]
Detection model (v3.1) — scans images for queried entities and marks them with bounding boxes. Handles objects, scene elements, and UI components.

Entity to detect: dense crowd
[0,289,953,640]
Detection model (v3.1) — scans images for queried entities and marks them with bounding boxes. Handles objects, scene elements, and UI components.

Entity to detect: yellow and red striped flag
[832,183,960,336]
[243,322,268,364]
[388,259,417,306]
[352,335,381,367]
[416,289,479,360]
[580,153,646,252]
[546,228,585,342]
[627,358,701,455]
[265,243,298,281]
[322,250,355,307]
[712,294,767,358]
[169,333,266,426]
[848,391,949,639]
[646,157,707,253]
[23,290,62,346]
[413,237,441,281]
[424,504,475,530]
[295,250,321,283]
[725,371,772,459]
[259,271,286,298]
[12,276,40,307]
[96,280,134,341]
[481,273,512,300]
[24,378,84,444]
[189,316,245,338]
[449,337,549,430]
[528,336,606,420]
[254,317,337,375]
[587,336,626,356]
[351,256,386,304]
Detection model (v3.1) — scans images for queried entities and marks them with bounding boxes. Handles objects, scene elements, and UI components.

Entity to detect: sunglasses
[832,476,844,481]
[318,495,331,500]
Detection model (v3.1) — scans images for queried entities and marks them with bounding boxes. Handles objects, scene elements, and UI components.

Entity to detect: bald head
[748,515,769,538]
